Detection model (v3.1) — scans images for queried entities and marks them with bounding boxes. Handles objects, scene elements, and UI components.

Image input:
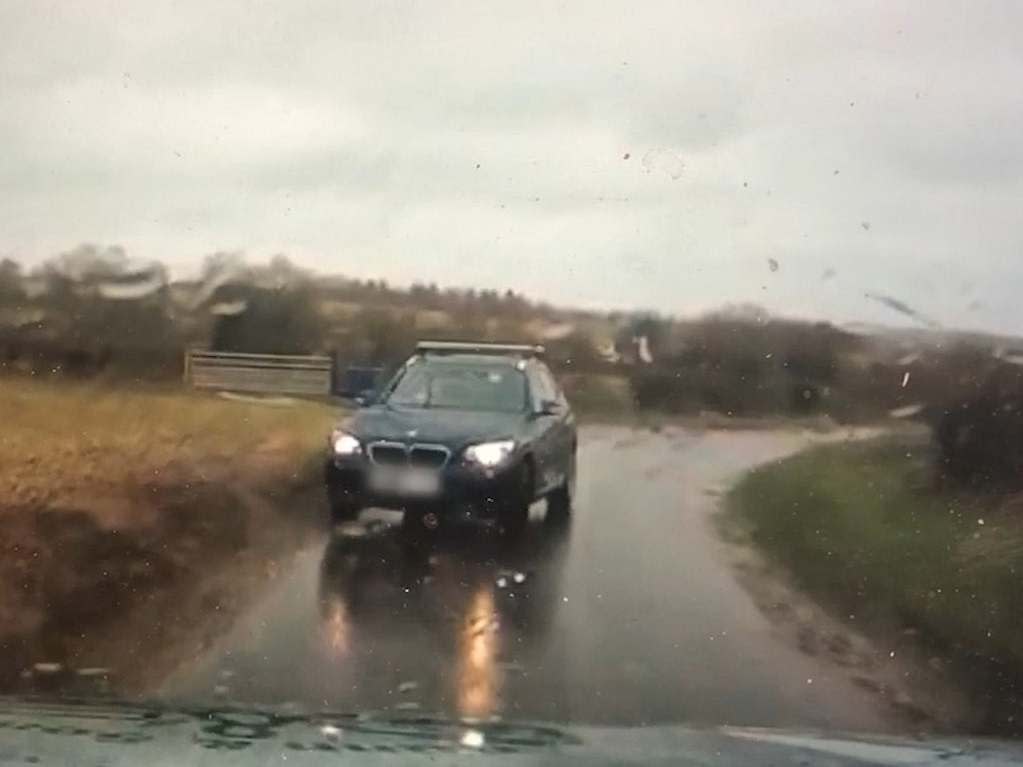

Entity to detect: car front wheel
[327,484,360,525]
[499,461,533,537]
[546,453,576,520]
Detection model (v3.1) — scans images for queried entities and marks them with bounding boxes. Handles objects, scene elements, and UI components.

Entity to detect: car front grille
[369,444,408,466]
[409,446,450,469]
[368,441,450,470]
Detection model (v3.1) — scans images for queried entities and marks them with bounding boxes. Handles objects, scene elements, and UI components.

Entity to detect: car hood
[346,405,526,448]
[1,698,1021,766]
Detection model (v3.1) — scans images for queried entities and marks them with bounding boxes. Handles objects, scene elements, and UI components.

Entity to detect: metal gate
[185,350,332,396]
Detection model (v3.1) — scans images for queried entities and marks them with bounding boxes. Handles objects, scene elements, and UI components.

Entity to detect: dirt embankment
[0,379,336,695]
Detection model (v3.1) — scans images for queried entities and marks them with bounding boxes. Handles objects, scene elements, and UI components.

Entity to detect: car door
[525,362,572,494]
[524,363,558,494]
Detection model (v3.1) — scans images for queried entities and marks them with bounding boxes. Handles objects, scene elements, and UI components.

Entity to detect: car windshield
[385,363,526,413]
[7,1,1023,762]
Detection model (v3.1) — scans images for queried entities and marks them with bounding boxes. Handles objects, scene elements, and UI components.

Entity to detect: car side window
[525,366,547,412]
[527,363,560,411]
[537,365,562,404]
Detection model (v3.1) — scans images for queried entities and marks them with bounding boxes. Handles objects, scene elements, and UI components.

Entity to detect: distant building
[994,346,1023,366]
[635,335,654,364]
[538,322,575,341]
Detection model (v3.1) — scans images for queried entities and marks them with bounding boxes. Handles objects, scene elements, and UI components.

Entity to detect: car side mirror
[353,389,375,407]
[536,399,563,417]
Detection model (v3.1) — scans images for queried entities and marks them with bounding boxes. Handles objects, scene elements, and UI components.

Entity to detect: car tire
[499,461,533,537]
[546,452,576,520]
[327,485,360,525]
[401,506,440,535]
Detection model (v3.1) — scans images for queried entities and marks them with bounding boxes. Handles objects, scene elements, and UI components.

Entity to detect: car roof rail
[415,340,546,357]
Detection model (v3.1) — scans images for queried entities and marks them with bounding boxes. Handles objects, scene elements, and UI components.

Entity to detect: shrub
[936,365,1023,489]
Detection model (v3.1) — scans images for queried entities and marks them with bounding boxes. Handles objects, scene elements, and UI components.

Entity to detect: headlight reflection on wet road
[322,594,350,658]
[457,586,500,719]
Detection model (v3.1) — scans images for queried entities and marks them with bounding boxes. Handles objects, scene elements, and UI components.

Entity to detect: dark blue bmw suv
[325,342,577,533]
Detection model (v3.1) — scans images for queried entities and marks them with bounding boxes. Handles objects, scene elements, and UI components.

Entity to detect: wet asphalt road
[160,426,889,730]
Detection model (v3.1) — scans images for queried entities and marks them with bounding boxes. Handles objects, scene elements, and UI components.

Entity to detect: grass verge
[726,435,1023,727]
[0,378,335,509]
[0,377,338,688]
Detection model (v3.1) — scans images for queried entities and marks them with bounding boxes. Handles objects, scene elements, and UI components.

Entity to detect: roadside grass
[560,371,855,431]
[726,436,1023,674]
[561,373,636,420]
[0,377,340,681]
[0,377,338,515]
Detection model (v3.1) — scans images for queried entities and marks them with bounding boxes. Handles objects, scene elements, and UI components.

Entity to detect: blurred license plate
[370,468,441,496]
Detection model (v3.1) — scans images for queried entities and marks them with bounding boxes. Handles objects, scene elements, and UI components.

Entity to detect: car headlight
[463,440,515,468]
[330,429,362,456]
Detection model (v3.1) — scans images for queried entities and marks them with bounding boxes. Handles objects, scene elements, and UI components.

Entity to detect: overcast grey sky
[1,1,1021,332]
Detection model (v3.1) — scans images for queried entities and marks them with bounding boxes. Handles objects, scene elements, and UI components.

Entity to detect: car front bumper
[325,454,524,516]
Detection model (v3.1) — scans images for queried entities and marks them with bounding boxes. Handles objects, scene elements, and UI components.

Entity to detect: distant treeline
[2,247,1022,452]
[0,246,559,376]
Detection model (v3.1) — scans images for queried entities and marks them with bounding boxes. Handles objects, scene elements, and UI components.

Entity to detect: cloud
[1,0,1023,334]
